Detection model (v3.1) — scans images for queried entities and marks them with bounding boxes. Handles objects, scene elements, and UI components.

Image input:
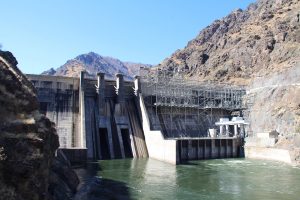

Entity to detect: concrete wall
[244,133,293,164]
[139,95,178,164]
[245,146,292,164]
[177,138,241,162]
[27,74,80,148]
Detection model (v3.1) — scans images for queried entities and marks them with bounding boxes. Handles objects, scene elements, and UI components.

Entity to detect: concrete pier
[115,73,125,103]
[79,71,86,148]
[97,72,105,115]
[114,73,127,159]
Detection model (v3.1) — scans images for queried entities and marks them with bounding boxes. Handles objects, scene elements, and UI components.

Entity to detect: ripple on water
[76,158,300,200]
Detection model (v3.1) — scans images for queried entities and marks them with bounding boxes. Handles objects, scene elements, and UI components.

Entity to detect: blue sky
[0,0,255,74]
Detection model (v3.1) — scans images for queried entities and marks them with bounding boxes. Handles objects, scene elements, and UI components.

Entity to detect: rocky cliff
[42,52,151,79]
[0,51,79,200]
[0,51,59,199]
[159,0,300,84]
[157,0,300,162]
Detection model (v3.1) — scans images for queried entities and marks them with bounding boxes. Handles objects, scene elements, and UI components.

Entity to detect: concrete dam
[27,68,247,164]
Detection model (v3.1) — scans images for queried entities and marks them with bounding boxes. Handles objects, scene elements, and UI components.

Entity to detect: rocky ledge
[0,51,79,200]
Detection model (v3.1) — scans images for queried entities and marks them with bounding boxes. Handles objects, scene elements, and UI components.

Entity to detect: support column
[218,139,221,158]
[220,125,224,136]
[176,141,181,164]
[188,140,192,160]
[240,125,245,138]
[95,72,105,159]
[226,139,231,157]
[225,125,229,136]
[211,139,216,158]
[198,140,204,159]
[115,73,125,159]
[79,71,86,148]
[232,139,237,157]
[204,140,210,159]
[115,73,125,103]
[128,126,137,158]
[116,126,125,158]
[234,125,238,137]
[134,75,141,96]
[106,120,115,159]
[97,72,106,115]
[220,140,225,158]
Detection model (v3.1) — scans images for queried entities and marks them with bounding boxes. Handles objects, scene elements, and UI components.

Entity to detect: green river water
[76,158,300,200]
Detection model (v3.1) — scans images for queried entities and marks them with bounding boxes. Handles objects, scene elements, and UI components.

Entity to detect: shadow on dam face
[99,128,110,160]
[121,128,133,158]
[98,128,134,160]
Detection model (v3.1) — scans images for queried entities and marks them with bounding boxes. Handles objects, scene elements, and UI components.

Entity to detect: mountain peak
[41,67,56,75]
[42,52,151,79]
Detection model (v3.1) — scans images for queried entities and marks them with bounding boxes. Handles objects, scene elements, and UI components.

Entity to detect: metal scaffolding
[139,67,247,138]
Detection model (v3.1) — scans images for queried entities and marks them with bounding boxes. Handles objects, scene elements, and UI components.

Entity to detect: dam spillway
[26,68,247,164]
[80,72,149,160]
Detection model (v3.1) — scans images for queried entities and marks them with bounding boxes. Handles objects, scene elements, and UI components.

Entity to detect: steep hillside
[42,52,151,79]
[159,0,300,84]
[157,0,300,162]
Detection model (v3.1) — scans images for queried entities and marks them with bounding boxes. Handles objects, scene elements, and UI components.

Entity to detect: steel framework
[139,68,247,138]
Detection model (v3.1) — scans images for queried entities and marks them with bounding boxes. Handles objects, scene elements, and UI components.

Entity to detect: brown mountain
[159,0,300,85]
[42,52,152,79]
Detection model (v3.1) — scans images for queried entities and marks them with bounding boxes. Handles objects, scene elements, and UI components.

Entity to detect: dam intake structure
[27,68,248,164]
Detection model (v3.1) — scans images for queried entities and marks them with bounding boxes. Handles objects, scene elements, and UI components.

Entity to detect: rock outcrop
[0,51,59,199]
[42,52,152,80]
[157,0,300,163]
[159,0,300,85]
[0,51,80,199]
[48,150,80,200]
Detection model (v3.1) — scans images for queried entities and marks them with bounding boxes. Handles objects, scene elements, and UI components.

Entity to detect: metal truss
[139,67,247,138]
[140,68,246,110]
